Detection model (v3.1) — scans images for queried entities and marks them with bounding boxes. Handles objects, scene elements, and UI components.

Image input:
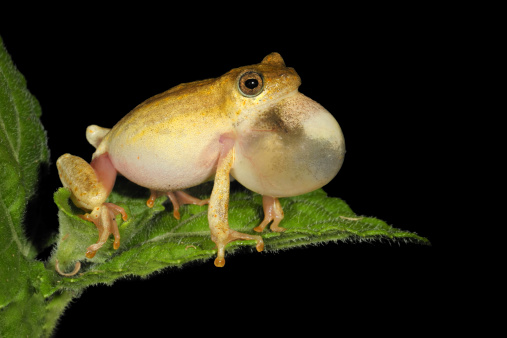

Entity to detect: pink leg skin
[85,153,126,257]
[146,190,210,220]
[90,153,117,194]
[254,196,286,233]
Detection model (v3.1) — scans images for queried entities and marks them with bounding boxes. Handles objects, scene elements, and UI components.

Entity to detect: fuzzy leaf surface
[51,179,429,293]
[0,36,50,310]
[0,36,51,338]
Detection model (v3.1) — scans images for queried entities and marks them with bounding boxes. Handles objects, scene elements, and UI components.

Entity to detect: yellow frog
[56,52,345,269]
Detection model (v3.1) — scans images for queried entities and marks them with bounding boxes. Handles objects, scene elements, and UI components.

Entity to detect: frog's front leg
[254,196,286,233]
[57,153,128,259]
[146,190,209,220]
[209,137,264,267]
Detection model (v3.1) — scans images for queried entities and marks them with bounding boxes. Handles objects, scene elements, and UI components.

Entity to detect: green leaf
[0,36,50,309]
[0,289,45,337]
[50,178,429,293]
[0,35,53,337]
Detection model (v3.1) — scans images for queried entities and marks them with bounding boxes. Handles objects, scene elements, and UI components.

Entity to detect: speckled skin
[56,53,345,271]
[95,53,308,191]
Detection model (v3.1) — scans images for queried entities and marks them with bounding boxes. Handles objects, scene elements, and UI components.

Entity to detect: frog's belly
[107,134,220,191]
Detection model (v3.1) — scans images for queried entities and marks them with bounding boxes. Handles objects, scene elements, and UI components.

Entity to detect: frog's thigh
[57,153,109,209]
[208,137,264,267]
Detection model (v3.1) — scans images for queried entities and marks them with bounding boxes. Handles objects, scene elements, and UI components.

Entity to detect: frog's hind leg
[146,190,209,220]
[254,196,286,233]
[57,153,127,260]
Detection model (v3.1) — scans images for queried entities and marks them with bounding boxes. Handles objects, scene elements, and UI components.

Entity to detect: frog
[55,52,345,274]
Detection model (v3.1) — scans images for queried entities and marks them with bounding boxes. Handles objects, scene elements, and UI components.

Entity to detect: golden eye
[238,71,264,97]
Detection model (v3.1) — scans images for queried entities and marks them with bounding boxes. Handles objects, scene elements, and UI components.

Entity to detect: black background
[1,8,452,336]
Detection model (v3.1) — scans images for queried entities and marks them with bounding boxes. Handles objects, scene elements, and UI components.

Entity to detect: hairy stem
[42,291,76,337]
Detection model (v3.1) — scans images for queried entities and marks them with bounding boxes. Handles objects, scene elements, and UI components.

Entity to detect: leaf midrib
[0,64,21,163]
[0,166,27,258]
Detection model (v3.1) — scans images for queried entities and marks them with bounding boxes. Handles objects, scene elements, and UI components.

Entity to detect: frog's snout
[233,92,345,197]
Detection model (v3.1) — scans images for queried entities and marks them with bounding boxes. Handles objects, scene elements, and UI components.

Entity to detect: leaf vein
[168,211,207,233]
[0,66,20,163]
[0,189,25,256]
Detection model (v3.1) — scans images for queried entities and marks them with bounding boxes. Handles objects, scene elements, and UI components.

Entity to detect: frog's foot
[80,202,127,259]
[254,196,286,233]
[146,190,209,220]
[213,230,264,267]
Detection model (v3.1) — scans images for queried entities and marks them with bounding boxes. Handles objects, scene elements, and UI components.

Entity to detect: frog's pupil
[245,79,258,89]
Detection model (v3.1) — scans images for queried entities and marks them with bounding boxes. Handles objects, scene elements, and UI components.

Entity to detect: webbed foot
[81,202,127,258]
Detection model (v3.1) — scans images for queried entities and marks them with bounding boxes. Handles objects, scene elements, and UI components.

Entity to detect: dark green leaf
[0,35,50,309]
[0,35,52,336]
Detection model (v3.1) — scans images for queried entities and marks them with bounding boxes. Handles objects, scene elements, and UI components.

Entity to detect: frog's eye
[238,71,264,97]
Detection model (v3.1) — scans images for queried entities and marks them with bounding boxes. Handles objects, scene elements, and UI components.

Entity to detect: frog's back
[96,77,233,191]
[113,78,221,135]
[134,78,216,111]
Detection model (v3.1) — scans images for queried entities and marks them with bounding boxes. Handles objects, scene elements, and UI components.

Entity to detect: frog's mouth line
[234,90,300,126]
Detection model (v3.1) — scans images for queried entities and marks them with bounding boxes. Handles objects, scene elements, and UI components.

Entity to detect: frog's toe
[146,190,160,208]
[146,190,208,219]
[254,196,286,233]
[148,190,182,218]
[212,229,264,267]
[104,202,125,249]
[214,245,226,267]
[83,203,126,258]
[174,190,210,206]
[166,190,210,220]
[166,192,181,219]
[86,244,101,259]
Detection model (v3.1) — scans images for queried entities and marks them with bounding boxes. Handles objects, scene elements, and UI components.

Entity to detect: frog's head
[223,52,301,115]
[229,53,345,198]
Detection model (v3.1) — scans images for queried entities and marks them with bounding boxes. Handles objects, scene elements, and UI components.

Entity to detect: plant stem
[42,291,76,337]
